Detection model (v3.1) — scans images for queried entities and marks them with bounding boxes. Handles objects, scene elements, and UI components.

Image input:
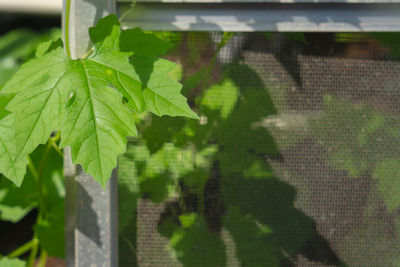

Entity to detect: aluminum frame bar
[120,2,400,32]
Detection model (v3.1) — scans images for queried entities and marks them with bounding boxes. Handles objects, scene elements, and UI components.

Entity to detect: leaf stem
[8,239,36,258]
[119,0,137,23]
[27,156,39,181]
[64,0,72,58]
[50,131,64,157]
[81,47,94,59]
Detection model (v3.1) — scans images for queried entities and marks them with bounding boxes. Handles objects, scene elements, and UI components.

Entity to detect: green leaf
[132,55,199,119]
[224,208,280,266]
[373,159,400,212]
[143,74,198,119]
[89,15,120,54]
[0,141,64,222]
[35,38,63,57]
[0,115,28,186]
[0,28,61,85]
[59,56,138,185]
[167,214,226,267]
[5,48,75,161]
[1,15,196,186]
[0,94,13,120]
[200,78,238,119]
[0,204,31,222]
[0,257,26,267]
[120,28,174,57]
[1,45,67,95]
[35,203,65,257]
[118,140,140,232]
[0,29,35,60]
[0,175,36,222]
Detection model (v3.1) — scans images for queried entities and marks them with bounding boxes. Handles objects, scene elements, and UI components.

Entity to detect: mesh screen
[118,32,400,267]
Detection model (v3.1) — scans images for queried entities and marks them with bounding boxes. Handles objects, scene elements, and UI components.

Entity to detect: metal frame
[120,2,400,31]
[2,0,400,32]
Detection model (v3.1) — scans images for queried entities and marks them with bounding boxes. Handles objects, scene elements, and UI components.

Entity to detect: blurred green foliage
[0,28,60,86]
[0,27,63,266]
[0,257,25,267]
[311,95,400,213]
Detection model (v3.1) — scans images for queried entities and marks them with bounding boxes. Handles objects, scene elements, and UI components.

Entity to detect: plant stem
[50,131,64,157]
[64,0,72,58]
[27,237,39,267]
[119,0,137,23]
[37,250,48,267]
[27,156,39,181]
[26,138,56,266]
[200,32,234,90]
[8,239,37,258]
[25,157,42,266]
[35,140,53,221]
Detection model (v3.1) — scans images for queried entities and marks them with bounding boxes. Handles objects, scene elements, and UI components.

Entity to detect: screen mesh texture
[118,32,400,267]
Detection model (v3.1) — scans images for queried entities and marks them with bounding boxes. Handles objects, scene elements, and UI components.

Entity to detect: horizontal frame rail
[120,3,400,32]
[3,1,400,32]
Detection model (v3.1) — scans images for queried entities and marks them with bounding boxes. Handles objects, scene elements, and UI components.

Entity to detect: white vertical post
[62,1,118,266]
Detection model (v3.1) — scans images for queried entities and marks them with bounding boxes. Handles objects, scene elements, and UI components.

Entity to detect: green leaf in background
[0,28,61,86]
[30,141,65,257]
[200,78,238,119]
[284,32,308,44]
[0,257,26,267]
[0,115,28,186]
[224,208,280,267]
[369,33,400,59]
[166,213,226,267]
[34,203,65,258]
[336,33,366,43]
[311,95,399,178]
[138,144,176,202]
[222,175,313,256]
[1,14,196,186]
[0,140,64,223]
[118,139,140,232]
[0,175,36,222]
[142,116,186,153]
[373,159,400,213]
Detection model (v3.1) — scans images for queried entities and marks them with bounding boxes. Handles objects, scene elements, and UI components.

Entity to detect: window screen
[118,32,400,267]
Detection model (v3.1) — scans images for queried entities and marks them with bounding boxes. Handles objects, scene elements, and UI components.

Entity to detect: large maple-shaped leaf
[1,15,197,186]
[59,57,137,185]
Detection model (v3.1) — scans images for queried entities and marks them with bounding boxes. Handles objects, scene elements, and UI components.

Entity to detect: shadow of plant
[148,63,340,266]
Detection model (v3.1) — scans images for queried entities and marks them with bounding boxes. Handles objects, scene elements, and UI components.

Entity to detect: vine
[0,9,197,266]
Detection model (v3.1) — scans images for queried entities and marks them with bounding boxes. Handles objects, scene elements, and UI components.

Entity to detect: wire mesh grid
[118,32,400,267]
